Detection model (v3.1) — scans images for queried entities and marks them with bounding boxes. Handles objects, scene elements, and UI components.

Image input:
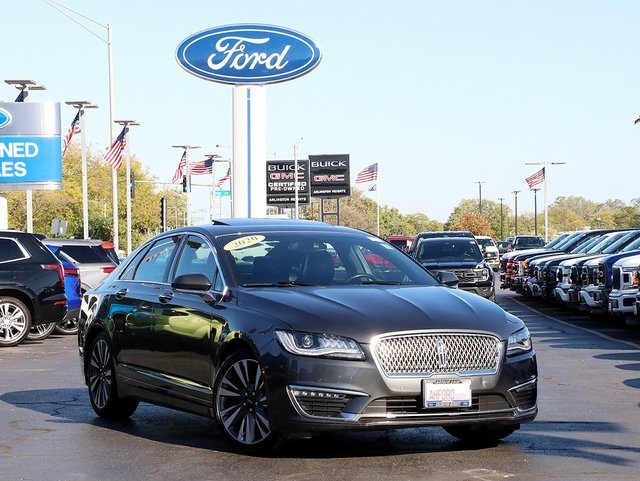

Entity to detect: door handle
[159,292,174,304]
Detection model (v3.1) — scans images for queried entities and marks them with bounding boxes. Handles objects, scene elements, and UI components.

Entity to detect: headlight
[507,327,532,356]
[275,330,365,360]
[473,267,490,281]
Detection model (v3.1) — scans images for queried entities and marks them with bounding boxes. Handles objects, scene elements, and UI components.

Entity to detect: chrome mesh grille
[373,333,501,377]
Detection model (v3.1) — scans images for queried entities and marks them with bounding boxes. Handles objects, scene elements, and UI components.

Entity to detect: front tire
[444,423,519,444]
[87,332,139,419]
[213,350,281,454]
[0,296,32,347]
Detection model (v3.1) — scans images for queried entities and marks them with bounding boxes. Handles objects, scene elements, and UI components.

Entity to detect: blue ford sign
[176,24,322,85]
[0,108,11,129]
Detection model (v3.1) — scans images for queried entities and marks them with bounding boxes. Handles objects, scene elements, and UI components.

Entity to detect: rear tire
[27,322,57,341]
[444,423,519,444]
[54,317,79,335]
[87,332,139,419]
[0,296,32,347]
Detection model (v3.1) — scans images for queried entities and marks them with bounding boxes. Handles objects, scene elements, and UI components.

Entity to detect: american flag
[355,163,378,183]
[104,126,128,170]
[215,167,231,188]
[14,90,27,102]
[171,151,187,183]
[189,157,214,175]
[62,111,81,158]
[525,167,545,189]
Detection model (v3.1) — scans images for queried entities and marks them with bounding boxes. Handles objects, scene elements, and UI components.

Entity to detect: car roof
[158,219,364,238]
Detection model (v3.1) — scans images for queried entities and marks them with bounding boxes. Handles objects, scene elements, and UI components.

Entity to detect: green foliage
[5,148,187,253]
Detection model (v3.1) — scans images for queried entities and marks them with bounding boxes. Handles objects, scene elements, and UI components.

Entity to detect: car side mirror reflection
[172,273,211,291]
[435,270,459,288]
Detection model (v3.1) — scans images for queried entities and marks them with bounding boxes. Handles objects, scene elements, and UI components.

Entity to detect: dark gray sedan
[77,219,537,454]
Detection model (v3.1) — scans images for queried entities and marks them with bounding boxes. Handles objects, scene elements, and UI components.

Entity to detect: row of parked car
[0,231,120,347]
[499,228,640,326]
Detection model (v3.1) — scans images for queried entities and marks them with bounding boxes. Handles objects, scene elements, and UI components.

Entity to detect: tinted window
[58,245,113,263]
[417,238,484,263]
[219,231,437,286]
[0,238,28,263]
[130,236,180,282]
[173,235,218,285]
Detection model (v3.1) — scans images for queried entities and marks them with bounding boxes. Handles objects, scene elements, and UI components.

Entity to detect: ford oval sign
[0,108,12,129]
[176,24,322,85]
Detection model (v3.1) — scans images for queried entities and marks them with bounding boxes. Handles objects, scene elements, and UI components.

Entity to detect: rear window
[58,245,115,264]
[0,238,29,263]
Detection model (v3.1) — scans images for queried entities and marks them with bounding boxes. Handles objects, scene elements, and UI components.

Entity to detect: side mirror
[435,270,459,288]
[172,273,211,291]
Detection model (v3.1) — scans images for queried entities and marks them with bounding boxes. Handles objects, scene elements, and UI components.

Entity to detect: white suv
[475,236,500,271]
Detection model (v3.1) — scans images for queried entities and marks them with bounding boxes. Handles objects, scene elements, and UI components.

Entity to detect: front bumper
[608,290,638,315]
[579,285,606,310]
[263,343,538,434]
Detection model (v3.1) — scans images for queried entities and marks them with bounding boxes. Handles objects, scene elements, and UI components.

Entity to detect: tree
[449,211,494,236]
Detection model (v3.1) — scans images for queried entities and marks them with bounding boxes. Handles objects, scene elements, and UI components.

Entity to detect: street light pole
[293,137,303,219]
[475,181,486,213]
[172,145,201,226]
[116,120,139,255]
[5,79,46,234]
[66,101,98,239]
[513,190,521,236]
[532,188,540,236]
[498,197,505,240]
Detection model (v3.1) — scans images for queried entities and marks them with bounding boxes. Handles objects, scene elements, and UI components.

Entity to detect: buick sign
[176,24,322,85]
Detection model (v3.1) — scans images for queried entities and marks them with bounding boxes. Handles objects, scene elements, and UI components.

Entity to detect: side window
[0,238,28,263]
[173,235,217,284]
[130,236,180,282]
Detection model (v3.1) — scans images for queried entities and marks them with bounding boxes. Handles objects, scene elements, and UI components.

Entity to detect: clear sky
[4,0,640,223]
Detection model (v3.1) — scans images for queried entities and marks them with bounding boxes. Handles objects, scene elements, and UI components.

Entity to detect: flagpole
[525,161,566,242]
[376,165,380,236]
[66,102,97,239]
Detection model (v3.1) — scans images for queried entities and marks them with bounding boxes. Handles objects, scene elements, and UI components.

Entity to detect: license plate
[423,379,472,408]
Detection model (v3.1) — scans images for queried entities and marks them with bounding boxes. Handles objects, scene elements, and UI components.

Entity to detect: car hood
[236,285,517,342]
[420,260,484,270]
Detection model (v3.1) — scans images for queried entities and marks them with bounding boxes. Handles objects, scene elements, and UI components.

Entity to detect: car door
[111,235,182,382]
[151,234,223,399]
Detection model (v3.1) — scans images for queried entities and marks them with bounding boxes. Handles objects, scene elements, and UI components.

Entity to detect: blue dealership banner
[0,102,62,190]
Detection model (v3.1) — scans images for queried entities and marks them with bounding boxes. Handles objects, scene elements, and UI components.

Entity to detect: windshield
[217,230,439,287]
[476,238,495,247]
[415,238,484,263]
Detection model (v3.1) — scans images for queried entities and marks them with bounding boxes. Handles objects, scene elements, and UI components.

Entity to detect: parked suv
[413,236,495,301]
[510,235,545,251]
[0,231,67,347]
[42,238,119,292]
[408,231,475,257]
[475,235,500,271]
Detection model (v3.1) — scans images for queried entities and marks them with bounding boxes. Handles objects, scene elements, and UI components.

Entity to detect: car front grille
[361,394,511,417]
[612,267,621,290]
[373,332,501,377]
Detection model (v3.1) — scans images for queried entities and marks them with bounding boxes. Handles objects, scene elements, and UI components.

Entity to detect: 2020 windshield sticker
[224,235,266,251]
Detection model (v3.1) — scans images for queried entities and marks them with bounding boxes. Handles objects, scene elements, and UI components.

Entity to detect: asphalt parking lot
[1,287,639,481]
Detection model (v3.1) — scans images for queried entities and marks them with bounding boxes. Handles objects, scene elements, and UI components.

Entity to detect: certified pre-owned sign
[176,24,322,85]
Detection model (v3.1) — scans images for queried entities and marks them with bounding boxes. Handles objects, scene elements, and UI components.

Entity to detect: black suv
[413,235,496,301]
[0,231,68,347]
